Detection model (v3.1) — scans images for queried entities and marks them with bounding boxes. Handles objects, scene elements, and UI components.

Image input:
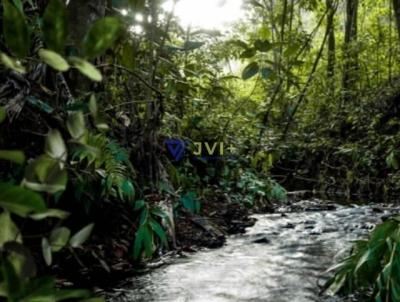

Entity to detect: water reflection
[109,202,393,302]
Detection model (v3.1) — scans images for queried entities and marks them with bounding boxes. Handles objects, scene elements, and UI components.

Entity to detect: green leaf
[45,130,67,162]
[119,180,135,200]
[149,219,168,248]
[183,41,205,51]
[39,49,70,72]
[26,96,55,114]
[11,0,23,12]
[120,41,135,71]
[180,192,200,214]
[54,289,91,301]
[19,276,56,301]
[70,57,103,82]
[83,17,122,59]
[69,223,94,248]
[42,0,68,52]
[50,227,71,252]
[0,52,26,73]
[0,150,25,164]
[133,224,153,260]
[95,122,110,131]
[3,241,36,279]
[30,208,70,221]
[150,207,172,227]
[139,206,149,225]
[89,94,98,119]
[41,237,52,266]
[0,211,22,248]
[260,67,273,80]
[0,183,46,217]
[386,151,399,170]
[0,106,5,123]
[1,256,21,296]
[134,200,145,210]
[229,39,249,49]
[242,62,259,80]
[23,155,68,194]
[67,112,86,140]
[240,48,256,58]
[2,0,30,58]
[254,39,272,52]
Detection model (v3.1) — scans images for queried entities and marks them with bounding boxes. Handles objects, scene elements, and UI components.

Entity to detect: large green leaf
[70,57,103,82]
[254,39,273,52]
[67,111,86,140]
[0,211,22,247]
[149,219,168,248]
[39,49,70,72]
[83,17,122,59]
[0,183,46,217]
[69,223,94,248]
[240,48,256,58]
[261,67,273,80]
[50,227,71,252]
[0,52,26,73]
[0,150,25,165]
[133,224,153,260]
[41,238,52,266]
[18,276,56,301]
[30,208,70,221]
[2,0,30,58]
[88,94,98,119]
[1,256,22,297]
[242,62,259,80]
[119,180,135,201]
[42,0,68,52]
[45,130,67,163]
[23,155,68,194]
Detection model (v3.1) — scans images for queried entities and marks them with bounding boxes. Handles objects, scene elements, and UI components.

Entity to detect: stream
[108,200,398,302]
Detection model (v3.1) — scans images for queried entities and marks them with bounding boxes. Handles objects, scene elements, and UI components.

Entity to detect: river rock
[251,235,271,244]
[282,223,295,229]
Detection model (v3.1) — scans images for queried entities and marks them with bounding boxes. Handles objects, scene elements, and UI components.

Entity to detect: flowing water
[108,200,397,302]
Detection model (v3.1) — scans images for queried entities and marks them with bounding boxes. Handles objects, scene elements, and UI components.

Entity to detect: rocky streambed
[107,199,399,302]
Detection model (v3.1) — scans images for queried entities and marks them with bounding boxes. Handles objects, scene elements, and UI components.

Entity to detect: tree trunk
[66,0,106,94]
[326,0,336,85]
[393,0,400,40]
[342,0,359,104]
[67,0,107,46]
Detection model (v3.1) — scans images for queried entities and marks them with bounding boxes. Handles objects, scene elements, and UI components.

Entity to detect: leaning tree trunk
[342,0,359,105]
